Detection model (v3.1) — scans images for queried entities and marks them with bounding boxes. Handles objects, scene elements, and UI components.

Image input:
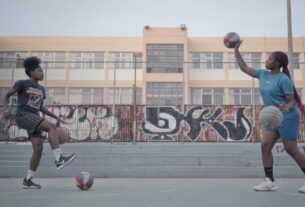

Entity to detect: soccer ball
[259,106,283,129]
[75,171,94,190]
[224,32,240,48]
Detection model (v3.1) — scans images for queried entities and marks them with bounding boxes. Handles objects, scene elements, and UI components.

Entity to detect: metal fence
[1,104,305,143]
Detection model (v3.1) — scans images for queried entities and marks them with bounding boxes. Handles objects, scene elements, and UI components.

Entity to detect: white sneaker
[254,177,278,191]
[298,184,305,193]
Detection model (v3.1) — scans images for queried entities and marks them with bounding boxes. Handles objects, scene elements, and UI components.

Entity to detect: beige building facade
[1,26,305,106]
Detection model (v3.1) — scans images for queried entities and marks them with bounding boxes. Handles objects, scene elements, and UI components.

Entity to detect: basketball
[57,127,70,144]
[75,171,94,190]
[259,106,283,129]
[224,32,240,48]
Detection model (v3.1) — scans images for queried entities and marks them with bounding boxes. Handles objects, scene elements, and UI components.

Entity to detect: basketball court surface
[1,178,304,207]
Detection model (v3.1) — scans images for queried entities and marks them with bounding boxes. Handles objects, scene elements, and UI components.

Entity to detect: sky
[0,0,305,37]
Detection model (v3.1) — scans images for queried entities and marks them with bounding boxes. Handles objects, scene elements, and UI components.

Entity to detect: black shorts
[15,111,45,139]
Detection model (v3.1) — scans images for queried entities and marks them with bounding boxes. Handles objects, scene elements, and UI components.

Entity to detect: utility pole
[287,0,294,80]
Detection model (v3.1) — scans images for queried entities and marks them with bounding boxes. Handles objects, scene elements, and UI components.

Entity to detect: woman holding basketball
[1,56,76,189]
[234,41,305,193]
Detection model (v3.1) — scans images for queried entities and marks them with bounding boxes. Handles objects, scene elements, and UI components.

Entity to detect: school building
[1,26,305,106]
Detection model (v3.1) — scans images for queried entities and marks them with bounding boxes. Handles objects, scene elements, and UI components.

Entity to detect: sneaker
[55,153,76,170]
[254,177,278,191]
[23,177,41,189]
[298,184,305,193]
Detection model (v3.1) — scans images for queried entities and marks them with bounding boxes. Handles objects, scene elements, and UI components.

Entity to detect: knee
[45,123,57,133]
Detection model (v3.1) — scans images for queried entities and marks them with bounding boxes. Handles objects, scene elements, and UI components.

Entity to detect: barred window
[190,88,224,105]
[69,88,104,104]
[146,82,183,105]
[229,88,251,105]
[32,52,66,69]
[229,53,261,69]
[147,44,183,73]
[0,52,27,69]
[108,52,142,69]
[0,87,17,105]
[189,52,223,69]
[293,53,300,69]
[45,88,66,104]
[70,52,104,69]
[108,88,142,104]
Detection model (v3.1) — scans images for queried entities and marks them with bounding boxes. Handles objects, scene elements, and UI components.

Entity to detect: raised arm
[234,41,257,78]
[2,88,17,110]
[1,88,17,118]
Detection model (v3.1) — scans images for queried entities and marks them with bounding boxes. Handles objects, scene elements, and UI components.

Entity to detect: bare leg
[261,130,279,167]
[254,130,280,191]
[36,120,59,150]
[283,140,305,168]
[29,138,44,171]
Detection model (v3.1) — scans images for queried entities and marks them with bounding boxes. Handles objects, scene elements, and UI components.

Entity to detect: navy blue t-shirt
[13,80,46,114]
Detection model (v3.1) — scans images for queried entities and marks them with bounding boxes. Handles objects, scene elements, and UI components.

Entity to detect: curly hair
[23,56,41,77]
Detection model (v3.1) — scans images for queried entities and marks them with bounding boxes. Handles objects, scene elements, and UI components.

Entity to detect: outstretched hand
[234,40,243,49]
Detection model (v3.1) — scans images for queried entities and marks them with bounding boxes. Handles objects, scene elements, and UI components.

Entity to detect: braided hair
[272,51,305,117]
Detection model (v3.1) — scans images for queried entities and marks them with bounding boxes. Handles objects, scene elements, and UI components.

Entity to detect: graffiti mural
[46,105,120,141]
[1,105,305,142]
[142,106,252,141]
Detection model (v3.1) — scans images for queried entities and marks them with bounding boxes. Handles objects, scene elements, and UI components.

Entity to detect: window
[190,88,224,105]
[70,52,104,69]
[293,53,300,69]
[0,52,27,69]
[0,88,7,104]
[146,82,183,105]
[108,52,142,69]
[32,52,66,69]
[108,88,142,104]
[189,53,223,69]
[0,87,17,105]
[68,88,104,104]
[229,88,262,105]
[254,88,263,105]
[45,88,66,104]
[147,44,183,73]
[229,53,261,69]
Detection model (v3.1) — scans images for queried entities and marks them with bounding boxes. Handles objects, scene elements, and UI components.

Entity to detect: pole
[133,55,137,143]
[44,61,48,87]
[287,0,294,80]
[252,77,255,143]
[112,64,116,143]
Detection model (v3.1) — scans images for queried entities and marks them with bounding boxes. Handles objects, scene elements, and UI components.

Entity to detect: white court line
[278,190,305,198]
[159,188,180,193]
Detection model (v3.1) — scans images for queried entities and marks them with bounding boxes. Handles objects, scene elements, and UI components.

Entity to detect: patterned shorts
[15,111,45,139]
